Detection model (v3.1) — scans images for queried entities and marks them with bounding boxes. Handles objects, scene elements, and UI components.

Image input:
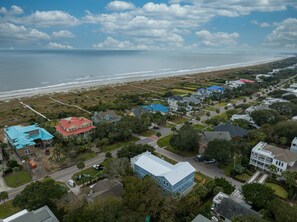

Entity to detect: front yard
[235,173,250,182]
[72,167,102,185]
[4,170,32,188]
[75,151,97,162]
[265,182,288,199]
[101,137,139,152]
[0,200,20,219]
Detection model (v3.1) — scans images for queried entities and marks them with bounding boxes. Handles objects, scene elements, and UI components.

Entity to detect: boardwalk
[49,97,91,114]
[20,101,51,121]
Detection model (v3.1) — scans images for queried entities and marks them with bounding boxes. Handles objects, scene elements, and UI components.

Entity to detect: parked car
[195,155,205,162]
[67,179,76,187]
[76,174,90,180]
[204,159,216,164]
[93,164,104,171]
[28,159,37,169]
[153,126,160,129]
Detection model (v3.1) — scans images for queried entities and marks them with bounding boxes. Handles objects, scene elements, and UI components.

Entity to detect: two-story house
[250,141,297,175]
[131,151,196,195]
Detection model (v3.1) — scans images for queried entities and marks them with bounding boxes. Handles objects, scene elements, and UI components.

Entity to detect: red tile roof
[239,79,255,83]
[55,117,96,137]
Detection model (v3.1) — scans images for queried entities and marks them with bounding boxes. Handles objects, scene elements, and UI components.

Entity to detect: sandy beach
[0,56,286,101]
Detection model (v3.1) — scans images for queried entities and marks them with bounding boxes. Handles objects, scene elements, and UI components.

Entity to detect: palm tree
[268,164,277,179]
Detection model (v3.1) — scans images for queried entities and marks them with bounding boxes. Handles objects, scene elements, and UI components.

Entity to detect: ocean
[0,50,287,98]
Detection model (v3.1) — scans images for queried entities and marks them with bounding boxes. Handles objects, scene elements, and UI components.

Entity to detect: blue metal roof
[142,104,169,113]
[207,85,225,91]
[4,124,54,149]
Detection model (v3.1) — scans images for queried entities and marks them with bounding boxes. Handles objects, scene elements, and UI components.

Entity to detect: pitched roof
[89,179,123,201]
[216,198,259,220]
[200,131,232,143]
[4,125,53,149]
[142,104,169,113]
[263,144,297,163]
[214,123,248,137]
[131,107,147,117]
[93,110,121,123]
[133,152,196,186]
[55,117,95,137]
[239,79,255,83]
[207,86,225,91]
[191,214,211,222]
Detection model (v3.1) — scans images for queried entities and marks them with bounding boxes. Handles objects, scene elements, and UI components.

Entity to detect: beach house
[131,151,196,195]
[214,123,248,138]
[249,141,297,175]
[207,85,225,93]
[290,137,297,153]
[4,124,53,157]
[55,117,96,137]
[142,104,169,115]
[92,110,122,125]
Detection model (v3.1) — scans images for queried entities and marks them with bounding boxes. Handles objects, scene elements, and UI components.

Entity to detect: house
[225,80,245,89]
[129,107,148,117]
[2,205,59,222]
[245,104,271,114]
[92,110,122,125]
[131,151,196,195]
[142,104,169,114]
[239,79,255,83]
[200,131,232,143]
[231,114,254,124]
[290,137,297,153]
[196,88,212,100]
[4,124,53,157]
[212,192,260,222]
[182,95,201,105]
[207,86,225,93]
[214,123,248,138]
[191,214,211,222]
[256,74,272,82]
[87,179,123,202]
[167,96,182,112]
[263,97,288,106]
[250,141,297,175]
[55,117,96,137]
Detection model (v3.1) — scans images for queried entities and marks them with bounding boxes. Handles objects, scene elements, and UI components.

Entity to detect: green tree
[77,161,85,172]
[233,215,267,222]
[117,144,155,159]
[105,152,112,158]
[13,178,67,211]
[170,124,200,152]
[0,191,8,202]
[268,164,277,179]
[274,121,297,142]
[104,158,132,180]
[242,183,274,210]
[204,139,233,165]
[270,102,297,117]
[250,109,280,126]
[213,178,235,195]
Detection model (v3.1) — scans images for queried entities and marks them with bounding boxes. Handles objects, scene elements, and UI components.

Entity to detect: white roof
[3,210,29,222]
[133,152,196,185]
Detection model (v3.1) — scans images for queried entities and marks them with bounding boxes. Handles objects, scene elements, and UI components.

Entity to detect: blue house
[4,124,54,157]
[141,104,169,114]
[131,152,196,195]
[207,85,225,93]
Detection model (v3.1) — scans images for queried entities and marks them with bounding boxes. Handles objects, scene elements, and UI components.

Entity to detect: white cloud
[48,42,73,49]
[0,23,50,46]
[18,10,80,27]
[93,37,134,49]
[0,7,7,14]
[251,20,274,28]
[52,30,75,38]
[195,30,239,46]
[10,5,23,15]
[266,18,297,48]
[106,1,135,11]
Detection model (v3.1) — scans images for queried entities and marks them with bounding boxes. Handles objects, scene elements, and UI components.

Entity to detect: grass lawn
[181,87,197,91]
[265,182,288,199]
[171,88,195,94]
[0,200,20,219]
[195,172,212,184]
[101,137,139,152]
[217,102,228,107]
[75,151,97,162]
[235,173,250,182]
[193,124,205,131]
[171,117,188,124]
[72,167,101,185]
[4,170,32,188]
[204,106,217,112]
[157,134,173,148]
[140,129,156,137]
[164,122,176,128]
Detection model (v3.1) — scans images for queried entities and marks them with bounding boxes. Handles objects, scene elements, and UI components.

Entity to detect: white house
[231,114,254,124]
[263,97,288,106]
[290,137,297,153]
[250,142,297,175]
[131,151,196,195]
[256,74,272,82]
[225,80,245,89]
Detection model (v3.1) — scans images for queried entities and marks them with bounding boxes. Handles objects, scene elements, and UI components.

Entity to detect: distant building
[131,151,196,195]
[256,74,272,82]
[129,107,148,117]
[263,97,288,106]
[142,104,169,114]
[196,88,212,100]
[214,123,248,138]
[225,80,245,89]
[212,192,260,222]
[245,104,271,114]
[207,86,225,93]
[231,114,254,124]
[2,205,59,222]
[290,137,297,153]
[191,214,211,222]
[250,141,297,175]
[200,131,232,143]
[167,96,182,112]
[92,110,122,125]
[182,95,201,105]
[239,79,255,83]
[4,124,53,157]
[55,117,96,137]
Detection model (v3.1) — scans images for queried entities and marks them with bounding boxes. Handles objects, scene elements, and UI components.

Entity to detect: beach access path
[20,101,51,121]
[49,97,91,114]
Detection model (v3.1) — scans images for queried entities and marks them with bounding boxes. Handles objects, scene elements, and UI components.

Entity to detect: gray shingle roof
[214,123,248,137]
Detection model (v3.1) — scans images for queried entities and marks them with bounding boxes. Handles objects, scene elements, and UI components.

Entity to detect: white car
[67,179,76,188]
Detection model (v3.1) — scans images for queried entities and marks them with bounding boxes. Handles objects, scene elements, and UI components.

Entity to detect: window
[276,161,278,165]
[25,149,31,155]
[166,182,169,187]
[281,163,284,167]
[163,180,166,185]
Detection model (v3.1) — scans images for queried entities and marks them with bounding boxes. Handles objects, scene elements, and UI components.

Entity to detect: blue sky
[0,0,296,51]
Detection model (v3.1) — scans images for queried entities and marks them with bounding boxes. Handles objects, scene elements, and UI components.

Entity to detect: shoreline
[0,56,288,101]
